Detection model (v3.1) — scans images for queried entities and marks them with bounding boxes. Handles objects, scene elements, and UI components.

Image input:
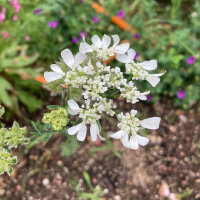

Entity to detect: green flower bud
[42,107,69,131]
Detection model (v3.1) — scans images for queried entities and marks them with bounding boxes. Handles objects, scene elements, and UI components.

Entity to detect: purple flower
[48,21,58,28]
[72,37,79,44]
[134,33,139,39]
[79,0,84,3]
[34,9,41,15]
[177,90,185,99]
[92,17,99,24]
[79,31,87,38]
[117,10,125,19]
[187,56,195,65]
[147,94,152,101]
[134,52,139,60]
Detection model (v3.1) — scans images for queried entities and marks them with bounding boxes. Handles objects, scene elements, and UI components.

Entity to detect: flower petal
[127,49,136,61]
[112,35,120,47]
[110,130,124,139]
[79,42,93,54]
[121,133,129,148]
[130,109,137,117]
[129,137,139,149]
[77,125,87,141]
[115,43,130,54]
[141,117,161,130]
[50,64,64,74]
[61,49,74,68]
[68,123,83,135]
[101,34,111,49]
[140,60,157,71]
[68,107,79,115]
[116,54,130,63]
[153,71,166,77]
[90,123,99,142]
[44,72,64,82]
[135,134,149,146]
[146,75,160,87]
[91,35,102,48]
[74,52,87,66]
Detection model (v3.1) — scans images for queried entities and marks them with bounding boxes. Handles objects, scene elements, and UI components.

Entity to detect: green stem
[61,88,66,107]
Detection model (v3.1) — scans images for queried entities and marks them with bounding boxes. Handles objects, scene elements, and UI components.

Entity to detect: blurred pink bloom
[25,35,31,41]
[10,0,19,6]
[13,4,21,13]
[147,94,152,101]
[169,193,176,200]
[134,33,139,39]
[177,90,185,99]
[187,56,195,65]
[92,17,99,24]
[117,10,125,19]
[34,9,41,15]
[2,7,6,14]
[1,32,10,38]
[72,37,79,44]
[0,13,5,23]
[13,15,18,21]
[134,52,139,60]
[48,21,59,28]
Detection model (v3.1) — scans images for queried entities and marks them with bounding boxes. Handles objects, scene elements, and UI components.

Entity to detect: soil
[0,98,200,200]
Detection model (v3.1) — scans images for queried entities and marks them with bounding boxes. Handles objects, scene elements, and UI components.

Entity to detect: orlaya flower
[67,99,105,142]
[110,110,161,149]
[79,34,130,61]
[44,49,86,82]
[116,49,165,87]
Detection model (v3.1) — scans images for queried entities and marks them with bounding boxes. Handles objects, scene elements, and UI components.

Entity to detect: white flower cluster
[44,34,164,149]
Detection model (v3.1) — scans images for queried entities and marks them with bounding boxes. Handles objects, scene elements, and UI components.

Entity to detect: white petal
[50,64,64,74]
[101,34,111,49]
[112,35,120,47]
[129,137,139,149]
[68,107,79,115]
[116,54,130,63]
[140,60,157,71]
[90,123,99,142]
[79,42,93,54]
[44,72,64,82]
[121,134,129,148]
[153,71,166,77]
[130,109,137,116]
[61,49,74,68]
[146,75,160,87]
[68,99,80,110]
[139,91,150,101]
[91,35,102,48]
[141,117,161,130]
[68,123,83,135]
[135,134,149,146]
[77,125,87,141]
[115,43,130,54]
[127,49,136,61]
[74,52,87,66]
[110,130,124,139]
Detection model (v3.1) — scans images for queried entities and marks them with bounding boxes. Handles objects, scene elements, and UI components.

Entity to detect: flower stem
[61,88,66,107]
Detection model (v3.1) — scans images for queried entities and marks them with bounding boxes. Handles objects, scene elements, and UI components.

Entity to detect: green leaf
[83,171,94,191]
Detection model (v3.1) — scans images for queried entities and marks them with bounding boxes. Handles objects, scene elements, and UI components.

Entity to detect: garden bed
[0,99,200,200]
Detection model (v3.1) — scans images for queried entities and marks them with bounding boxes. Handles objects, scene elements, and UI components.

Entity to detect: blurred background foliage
[0,0,199,118]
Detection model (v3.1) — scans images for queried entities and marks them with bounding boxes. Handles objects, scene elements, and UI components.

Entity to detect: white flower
[116,49,165,87]
[67,99,105,141]
[44,64,65,82]
[79,34,130,61]
[61,48,86,69]
[110,110,161,149]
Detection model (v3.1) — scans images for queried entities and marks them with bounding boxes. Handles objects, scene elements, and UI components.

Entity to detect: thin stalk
[61,88,66,107]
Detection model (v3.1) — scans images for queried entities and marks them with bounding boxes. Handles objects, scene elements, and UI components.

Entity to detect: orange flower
[35,75,47,84]
[91,3,105,13]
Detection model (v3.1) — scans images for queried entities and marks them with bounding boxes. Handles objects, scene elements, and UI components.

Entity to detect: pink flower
[134,52,139,60]
[117,10,125,19]
[10,0,19,6]
[25,35,31,41]
[177,90,185,99]
[14,4,21,13]
[92,17,99,24]
[134,33,139,39]
[2,7,6,14]
[72,37,79,44]
[0,13,5,23]
[169,193,176,200]
[48,21,59,28]
[13,15,18,21]
[1,32,10,38]
[187,56,195,65]
[79,31,87,38]
[34,9,41,15]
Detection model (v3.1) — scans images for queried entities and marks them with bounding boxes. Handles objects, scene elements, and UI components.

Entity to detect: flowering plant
[0,104,29,175]
[43,34,164,149]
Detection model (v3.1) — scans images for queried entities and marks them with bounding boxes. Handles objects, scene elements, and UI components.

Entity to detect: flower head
[187,56,195,65]
[177,90,185,99]
[1,32,10,38]
[48,21,59,28]
[92,17,99,23]
[134,33,139,39]
[117,10,125,19]
[72,37,79,44]
[34,9,41,15]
